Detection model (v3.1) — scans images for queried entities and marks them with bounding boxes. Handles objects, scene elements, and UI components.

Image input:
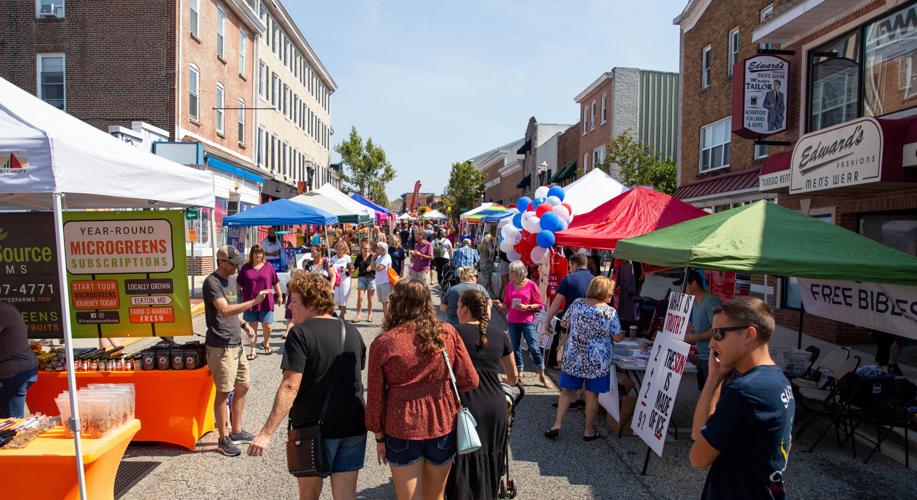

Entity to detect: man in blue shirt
[690,297,795,499]
[452,238,480,269]
[684,270,722,390]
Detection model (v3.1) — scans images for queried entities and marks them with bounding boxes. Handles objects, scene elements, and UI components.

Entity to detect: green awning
[615,200,917,285]
[551,161,577,183]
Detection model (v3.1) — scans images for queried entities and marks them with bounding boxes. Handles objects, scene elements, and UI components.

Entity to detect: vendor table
[26,367,215,450]
[0,419,140,500]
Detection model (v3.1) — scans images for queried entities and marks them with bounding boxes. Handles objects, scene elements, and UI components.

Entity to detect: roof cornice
[673,0,713,33]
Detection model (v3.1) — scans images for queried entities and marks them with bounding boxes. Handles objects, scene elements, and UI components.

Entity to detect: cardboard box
[606,395,636,436]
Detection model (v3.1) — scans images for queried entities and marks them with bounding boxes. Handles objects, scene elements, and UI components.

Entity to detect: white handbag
[442,349,481,454]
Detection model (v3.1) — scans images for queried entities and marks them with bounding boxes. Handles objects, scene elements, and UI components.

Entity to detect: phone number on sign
[0,283,56,296]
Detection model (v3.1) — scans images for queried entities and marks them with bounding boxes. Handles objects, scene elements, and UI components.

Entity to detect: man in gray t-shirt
[204,245,272,457]
[0,303,39,418]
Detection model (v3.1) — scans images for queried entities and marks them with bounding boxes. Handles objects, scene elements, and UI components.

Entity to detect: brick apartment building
[550,123,581,186]
[674,0,917,344]
[470,139,525,205]
[575,68,679,179]
[516,118,573,192]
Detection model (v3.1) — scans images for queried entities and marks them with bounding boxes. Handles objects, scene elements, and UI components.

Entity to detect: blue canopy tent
[351,193,390,215]
[222,199,339,226]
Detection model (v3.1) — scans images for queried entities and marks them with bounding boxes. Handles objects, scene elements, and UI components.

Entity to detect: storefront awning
[206,156,264,185]
[551,161,577,182]
[516,174,531,189]
[758,151,792,191]
[673,166,760,202]
[516,139,532,155]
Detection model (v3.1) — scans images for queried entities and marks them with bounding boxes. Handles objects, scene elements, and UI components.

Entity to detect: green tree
[334,126,396,198]
[602,132,677,195]
[443,161,485,219]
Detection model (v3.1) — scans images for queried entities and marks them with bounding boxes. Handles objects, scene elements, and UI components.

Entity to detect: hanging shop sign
[631,334,691,456]
[62,210,191,338]
[732,55,790,138]
[790,117,883,194]
[798,278,917,341]
[0,213,62,338]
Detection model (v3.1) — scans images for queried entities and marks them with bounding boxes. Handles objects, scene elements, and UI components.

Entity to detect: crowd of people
[188,219,801,500]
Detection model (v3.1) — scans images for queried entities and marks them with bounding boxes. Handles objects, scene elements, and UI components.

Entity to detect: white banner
[631,335,691,457]
[598,367,620,423]
[798,278,917,340]
[659,292,694,342]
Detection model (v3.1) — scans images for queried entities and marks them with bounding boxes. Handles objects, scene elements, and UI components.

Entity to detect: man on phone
[408,226,434,285]
[205,245,275,457]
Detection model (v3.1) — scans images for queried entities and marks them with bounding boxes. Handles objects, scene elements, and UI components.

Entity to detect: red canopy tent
[554,187,709,250]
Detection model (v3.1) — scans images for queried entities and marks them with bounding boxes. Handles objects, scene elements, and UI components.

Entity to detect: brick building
[470,139,525,205]
[575,68,679,180]
[674,0,917,344]
[550,123,581,186]
[517,118,573,192]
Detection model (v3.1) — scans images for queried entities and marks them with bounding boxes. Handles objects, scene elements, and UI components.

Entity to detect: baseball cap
[217,245,245,266]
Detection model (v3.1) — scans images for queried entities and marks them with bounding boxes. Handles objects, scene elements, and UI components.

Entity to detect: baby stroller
[438,262,460,293]
[498,381,525,498]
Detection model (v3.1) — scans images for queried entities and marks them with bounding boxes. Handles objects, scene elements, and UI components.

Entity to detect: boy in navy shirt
[689,297,794,499]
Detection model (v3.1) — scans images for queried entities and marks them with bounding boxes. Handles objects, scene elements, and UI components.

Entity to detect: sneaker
[218,436,241,456]
[229,430,256,444]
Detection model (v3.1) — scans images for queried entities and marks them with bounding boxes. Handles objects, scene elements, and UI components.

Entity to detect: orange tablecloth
[27,368,215,450]
[0,419,141,500]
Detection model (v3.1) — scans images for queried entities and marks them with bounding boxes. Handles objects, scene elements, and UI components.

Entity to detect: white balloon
[500,239,515,254]
[534,186,550,200]
[558,219,569,231]
[507,249,521,261]
[521,214,541,234]
[545,195,561,206]
[500,224,514,236]
[508,229,522,244]
[530,246,549,264]
[552,204,571,221]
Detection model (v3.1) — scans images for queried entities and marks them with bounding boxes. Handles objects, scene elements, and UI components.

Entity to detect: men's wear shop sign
[790,117,883,194]
[63,210,191,339]
[0,213,63,338]
[798,278,917,341]
[733,55,789,138]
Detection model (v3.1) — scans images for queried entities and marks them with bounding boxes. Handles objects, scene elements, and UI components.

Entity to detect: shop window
[860,214,917,256]
[863,4,917,117]
[809,30,860,132]
[37,53,65,110]
[699,117,731,173]
[781,214,833,309]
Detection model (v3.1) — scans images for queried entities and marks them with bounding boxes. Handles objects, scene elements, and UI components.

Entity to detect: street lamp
[537,161,549,185]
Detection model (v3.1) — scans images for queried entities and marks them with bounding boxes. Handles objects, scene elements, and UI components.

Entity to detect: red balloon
[513,231,536,266]
[561,202,573,216]
[535,203,552,218]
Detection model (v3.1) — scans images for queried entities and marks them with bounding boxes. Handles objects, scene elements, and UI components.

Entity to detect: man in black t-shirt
[689,297,795,500]
[249,273,366,497]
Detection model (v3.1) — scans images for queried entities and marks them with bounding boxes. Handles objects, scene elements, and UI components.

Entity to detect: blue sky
[286,1,684,200]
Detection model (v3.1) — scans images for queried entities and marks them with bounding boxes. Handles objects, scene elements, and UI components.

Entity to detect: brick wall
[577,78,613,172]
[557,123,579,184]
[0,0,177,135]
[186,255,215,275]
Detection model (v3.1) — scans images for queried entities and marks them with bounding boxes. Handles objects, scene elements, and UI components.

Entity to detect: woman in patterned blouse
[544,276,622,441]
[365,279,479,500]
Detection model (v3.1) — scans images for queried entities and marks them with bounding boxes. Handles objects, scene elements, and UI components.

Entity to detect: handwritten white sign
[631,335,691,456]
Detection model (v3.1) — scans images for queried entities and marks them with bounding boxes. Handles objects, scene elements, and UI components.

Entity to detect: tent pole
[53,193,88,500]
[797,305,805,350]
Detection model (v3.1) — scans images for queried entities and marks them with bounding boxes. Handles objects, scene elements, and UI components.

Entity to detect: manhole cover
[114,461,159,499]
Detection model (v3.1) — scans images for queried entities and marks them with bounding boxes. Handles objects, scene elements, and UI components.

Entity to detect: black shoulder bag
[287,319,346,477]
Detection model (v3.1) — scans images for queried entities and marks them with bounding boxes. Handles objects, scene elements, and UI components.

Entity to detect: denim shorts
[560,371,611,394]
[319,434,367,478]
[357,276,376,290]
[385,430,456,467]
[242,310,274,324]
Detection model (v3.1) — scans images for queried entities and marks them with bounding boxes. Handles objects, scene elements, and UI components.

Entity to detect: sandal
[262,344,274,355]
[544,429,560,439]
[246,351,257,361]
[583,432,602,442]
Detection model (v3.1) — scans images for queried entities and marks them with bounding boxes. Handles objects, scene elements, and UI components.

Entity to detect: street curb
[190,302,205,317]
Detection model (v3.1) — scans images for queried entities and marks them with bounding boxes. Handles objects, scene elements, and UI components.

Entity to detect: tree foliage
[334,126,396,200]
[443,161,485,219]
[602,131,677,195]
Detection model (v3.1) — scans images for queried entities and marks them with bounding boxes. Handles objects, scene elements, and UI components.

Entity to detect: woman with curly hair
[445,289,517,500]
[365,279,479,500]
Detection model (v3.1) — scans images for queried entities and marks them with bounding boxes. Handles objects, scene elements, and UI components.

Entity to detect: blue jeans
[0,367,38,418]
[507,322,544,371]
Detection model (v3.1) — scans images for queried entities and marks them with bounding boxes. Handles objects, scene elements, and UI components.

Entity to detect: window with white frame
[36,0,64,18]
[728,27,739,76]
[582,107,587,134]
[37,54,65,110]
[238,29,246,76]
[590,101,596,130]
[699,117,731,172]
[188,64,199,121]
[760,4,775,50]
[283,84,289,118]
[282,142,288,176]
[601,93,607,123]
[702,45,712,88]
[754,143,768,160]
[257,127,264,166]
[593,146,605,169]
[216,6,226,60]
[189,0,199,38]
[237,98,245,145]
[215,83,225,135]
[271,72,278,107]
[258,62,266,99]
[293,95,299,125]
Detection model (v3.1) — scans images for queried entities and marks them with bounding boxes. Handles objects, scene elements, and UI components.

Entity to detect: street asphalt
[115,278,917,500]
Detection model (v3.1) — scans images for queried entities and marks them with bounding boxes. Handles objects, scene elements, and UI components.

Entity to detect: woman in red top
[365,279,479,500]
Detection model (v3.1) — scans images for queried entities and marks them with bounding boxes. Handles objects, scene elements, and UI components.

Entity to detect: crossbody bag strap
[441,344,463,408]
[316,319,347,425]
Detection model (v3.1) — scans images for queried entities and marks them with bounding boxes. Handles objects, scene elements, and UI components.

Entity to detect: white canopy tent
[0,76,215,499]
[313,183,375,221]
[562,168,628,215]
[421,209,448,220]
[396,212,416,221]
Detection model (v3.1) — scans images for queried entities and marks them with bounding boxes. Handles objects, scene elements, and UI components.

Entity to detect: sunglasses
[711,325,750,341]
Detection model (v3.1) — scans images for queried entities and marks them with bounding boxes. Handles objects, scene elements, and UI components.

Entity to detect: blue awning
[222,199,338,226]
[351,193,390,214]
[206,156,264,184]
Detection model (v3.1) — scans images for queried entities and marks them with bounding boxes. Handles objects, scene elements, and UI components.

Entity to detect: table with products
[27,368,215,450]
[0,419,141,500]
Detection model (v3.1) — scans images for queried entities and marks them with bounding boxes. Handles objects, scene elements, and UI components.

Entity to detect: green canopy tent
[615,200,917,285]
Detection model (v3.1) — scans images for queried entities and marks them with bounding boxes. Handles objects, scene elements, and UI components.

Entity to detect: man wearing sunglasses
[689,297,795,499]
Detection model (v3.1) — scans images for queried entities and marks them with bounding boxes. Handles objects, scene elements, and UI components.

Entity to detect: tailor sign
[790,117,883,194]
[733,55,789,138]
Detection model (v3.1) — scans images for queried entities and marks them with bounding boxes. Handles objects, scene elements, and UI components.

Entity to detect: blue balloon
[533,197,546,207]
[511,213,523,229]
[539,212,562,232]
[536,230,555,248]
[517,196,532,213]
[547,185,566,201]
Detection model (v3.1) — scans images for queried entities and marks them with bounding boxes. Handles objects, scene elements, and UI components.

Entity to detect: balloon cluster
[497,185,573,265]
